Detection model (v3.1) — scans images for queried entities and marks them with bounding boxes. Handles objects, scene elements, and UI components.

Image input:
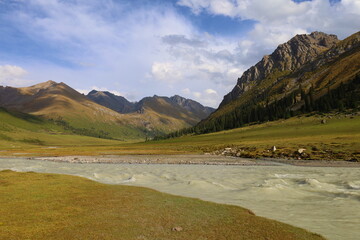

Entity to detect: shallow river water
[1,158,360,240]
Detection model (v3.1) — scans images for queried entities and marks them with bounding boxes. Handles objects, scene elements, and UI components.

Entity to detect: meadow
[0,170,324,240]
[1,109,359,161]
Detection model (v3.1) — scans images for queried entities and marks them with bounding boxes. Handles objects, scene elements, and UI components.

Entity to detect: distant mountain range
[87,90,214,121]
[2,31,358,141]
[0,81,214,140]
[180,31,360,135]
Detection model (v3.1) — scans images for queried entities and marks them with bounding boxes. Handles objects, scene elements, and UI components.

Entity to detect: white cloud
[3,0,359,108]
[181,88,191,94]
[177,0,360,47]
[0,65,30,86]
[205,88,217,95]
[193,91,202,98]
[180,87,220,107]
[151,62,183,83]
[151,33,244,90]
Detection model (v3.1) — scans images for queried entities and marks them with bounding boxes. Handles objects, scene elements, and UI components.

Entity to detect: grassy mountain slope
[0,107,119,150]
[87,91,215,133]
[0,81,214,141]
[137,95,201,125]
[193,31,360,133]
[0,81,147,140]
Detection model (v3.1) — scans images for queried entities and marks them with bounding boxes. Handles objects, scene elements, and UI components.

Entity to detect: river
[1,158,359,240]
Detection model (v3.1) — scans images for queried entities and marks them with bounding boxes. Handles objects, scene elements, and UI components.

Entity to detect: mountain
[0,80,146,140]
[221,31,339,107]
[190,31,360,134]
[0,106,118,148]
[0,81,214,140]
[169,95,214,120]
[87,91,215,124]
[87,90,136,113]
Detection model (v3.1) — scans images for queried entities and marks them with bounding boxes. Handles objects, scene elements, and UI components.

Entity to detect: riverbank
[0,170,325,240]
[27,154,360,167]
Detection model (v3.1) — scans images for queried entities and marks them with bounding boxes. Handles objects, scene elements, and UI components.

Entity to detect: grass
[1,112,359,161]
[0,170,324,240]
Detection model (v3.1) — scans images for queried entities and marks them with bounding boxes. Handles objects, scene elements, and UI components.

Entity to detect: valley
[1,27,360,240]
[1,109,359,162]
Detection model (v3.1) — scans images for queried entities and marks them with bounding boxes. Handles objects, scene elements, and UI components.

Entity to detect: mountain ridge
[221,31,339,107]
[0,81,215,140]
[87,90,215,123]
[167,31,360,137]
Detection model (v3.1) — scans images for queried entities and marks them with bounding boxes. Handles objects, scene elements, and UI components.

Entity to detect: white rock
[298,148,306,154]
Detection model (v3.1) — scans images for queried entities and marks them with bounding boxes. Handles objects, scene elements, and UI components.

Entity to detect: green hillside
[1,111,359,161]
[0,108,121,150]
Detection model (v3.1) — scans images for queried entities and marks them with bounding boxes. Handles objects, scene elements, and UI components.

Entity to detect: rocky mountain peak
[87,90,135,114]
[170,95,187,105]
[88,90,112,98]
[220,32,340,106]
[88,89,100,95]
[30,80,58,89]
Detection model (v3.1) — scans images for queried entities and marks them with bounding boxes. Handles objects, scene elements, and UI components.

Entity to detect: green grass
[0,170,324,240]
[0,108,132,148]
[1,105,359,160]
[0,112,360,160]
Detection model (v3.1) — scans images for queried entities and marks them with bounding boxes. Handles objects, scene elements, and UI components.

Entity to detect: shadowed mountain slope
[87,90,136,114]
[181,31,360,135]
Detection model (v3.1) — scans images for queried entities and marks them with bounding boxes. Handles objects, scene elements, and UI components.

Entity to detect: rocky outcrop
[170,95,215,119]
[87,90,136,113]
[220,32,339,107]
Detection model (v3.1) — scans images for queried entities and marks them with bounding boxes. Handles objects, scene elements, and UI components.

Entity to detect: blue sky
[0,0,359,107]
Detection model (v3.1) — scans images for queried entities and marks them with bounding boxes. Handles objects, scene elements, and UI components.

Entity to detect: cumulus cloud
[177,0,360,47]
[151,62,183,83]
[152,32,245,90]
[181,87,220,107]
[0,65,30,86]
[2,0,359,108]
[5,0,244,102]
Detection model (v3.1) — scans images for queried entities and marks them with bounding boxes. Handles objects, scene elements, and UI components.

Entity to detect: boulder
[172,227,183,232]
[298,148,306,154]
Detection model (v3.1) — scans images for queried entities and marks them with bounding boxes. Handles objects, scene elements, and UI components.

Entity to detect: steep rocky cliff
[191,31,360,134]
[221,32,339,107]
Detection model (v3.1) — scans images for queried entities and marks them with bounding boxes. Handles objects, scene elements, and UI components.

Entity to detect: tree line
[155,73,360,140]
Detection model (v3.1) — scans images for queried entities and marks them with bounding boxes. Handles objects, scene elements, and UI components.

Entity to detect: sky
[0,0,359,108]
